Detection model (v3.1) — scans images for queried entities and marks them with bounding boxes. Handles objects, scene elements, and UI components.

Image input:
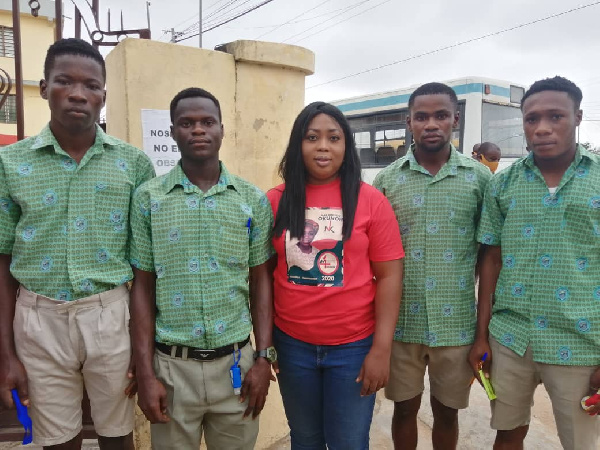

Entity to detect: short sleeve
[372,170,385,194]
[368,194,404,262]
[135,151,156,189]
[0,158,20,254]
[129,186,155,271]
[474,166,493,228]
[476,175,505,246]
[248,190,274,267]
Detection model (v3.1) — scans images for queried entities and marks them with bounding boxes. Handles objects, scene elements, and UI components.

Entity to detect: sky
[62,0,600,145]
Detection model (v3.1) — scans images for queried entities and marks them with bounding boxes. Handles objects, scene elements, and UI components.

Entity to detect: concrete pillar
[106,38,314,191]
[217,40,315,189]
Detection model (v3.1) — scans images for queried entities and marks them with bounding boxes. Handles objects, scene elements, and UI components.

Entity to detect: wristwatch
[255,346,277,363]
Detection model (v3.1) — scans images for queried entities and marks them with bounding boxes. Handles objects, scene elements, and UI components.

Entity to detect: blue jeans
[273,327,375,450]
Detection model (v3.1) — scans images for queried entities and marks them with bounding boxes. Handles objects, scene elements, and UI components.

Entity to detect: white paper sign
[141,109,180,175]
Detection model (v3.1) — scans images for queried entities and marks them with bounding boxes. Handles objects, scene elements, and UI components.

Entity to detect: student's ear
[170,125,174,138]
[102,89,106,106]
[406,117,412,133]
[575,109,583,127]
[40,79,48,99]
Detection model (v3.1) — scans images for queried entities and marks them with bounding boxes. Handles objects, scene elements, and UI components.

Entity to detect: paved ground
[1,377,562,449]
[266,377,562,450]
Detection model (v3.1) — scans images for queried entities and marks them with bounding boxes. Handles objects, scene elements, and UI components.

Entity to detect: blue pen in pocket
[246,218,252,236]
[11,389,32,444]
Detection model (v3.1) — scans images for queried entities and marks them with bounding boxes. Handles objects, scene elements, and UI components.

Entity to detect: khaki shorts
[151,341,258,450]
[385,341,473,409]
[14,285,134,446]
[490,338,599,450]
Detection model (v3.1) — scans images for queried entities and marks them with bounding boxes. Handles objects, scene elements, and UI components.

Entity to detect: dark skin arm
[240,261,275,419]
[356,259,403,396]
[129,267,169,424]
[468,245,502,383]
[0,254,27,408]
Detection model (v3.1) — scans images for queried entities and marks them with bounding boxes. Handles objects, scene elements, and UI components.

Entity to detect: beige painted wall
[106,38,314,192]
[106,38,314,448]
[0,7,55,137]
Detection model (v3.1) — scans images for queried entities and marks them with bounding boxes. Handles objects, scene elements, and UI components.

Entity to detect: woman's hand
[356,346,391,396]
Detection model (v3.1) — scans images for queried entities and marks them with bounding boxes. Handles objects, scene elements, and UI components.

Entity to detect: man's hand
[124,356,137,398]
[240,357,275,419]
[356,346,390,397]
[468,338,492,385]
[0,355,28,408]
[137,376,169,424]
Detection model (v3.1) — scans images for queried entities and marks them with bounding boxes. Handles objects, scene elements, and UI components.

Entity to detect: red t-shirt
[267,179,404,345]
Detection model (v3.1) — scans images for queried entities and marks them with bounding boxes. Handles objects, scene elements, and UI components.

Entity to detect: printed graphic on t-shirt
[285,208,344,287]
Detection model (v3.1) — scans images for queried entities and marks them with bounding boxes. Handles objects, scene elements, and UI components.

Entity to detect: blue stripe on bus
[337,83,511,113]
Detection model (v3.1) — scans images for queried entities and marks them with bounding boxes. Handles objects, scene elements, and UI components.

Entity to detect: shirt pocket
[94,182,133,237]
[216,215,250,270]
[562,202,599,254]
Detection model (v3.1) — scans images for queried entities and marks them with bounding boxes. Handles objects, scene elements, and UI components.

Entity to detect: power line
[165,0,230,36]
[307,1,600,90]
[282,0,373,43]
[205,0,254,26]
[179,0,239,36]
[175,0,277,42]
[254,0,334,40]
[292,0,391,44]
[177,0,255,39]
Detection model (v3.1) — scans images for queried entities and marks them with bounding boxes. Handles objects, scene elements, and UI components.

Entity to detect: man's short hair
[408,82,458,110]
[521,76,583,110]
[169,87,222,123]
[477,142,500,155]
[44,38,106,81]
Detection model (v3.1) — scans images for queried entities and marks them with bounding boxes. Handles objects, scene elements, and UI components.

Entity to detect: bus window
[482,102,526,158]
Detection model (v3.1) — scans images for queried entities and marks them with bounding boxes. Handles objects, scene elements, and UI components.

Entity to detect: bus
[331,77,528,183]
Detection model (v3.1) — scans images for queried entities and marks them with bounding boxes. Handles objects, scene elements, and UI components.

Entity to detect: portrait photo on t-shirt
[285,208,344,287]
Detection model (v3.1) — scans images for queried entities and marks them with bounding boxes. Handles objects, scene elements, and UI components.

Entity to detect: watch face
[267,347,277,362]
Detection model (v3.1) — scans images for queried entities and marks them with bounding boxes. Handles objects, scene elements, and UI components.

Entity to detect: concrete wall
[105,38,314,191]
[105,38,314,448]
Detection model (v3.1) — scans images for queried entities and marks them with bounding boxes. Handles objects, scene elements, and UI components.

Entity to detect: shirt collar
[523,144,594,171]
[31,123,118,153]
[162,160,238,195]
[399,144,468,174]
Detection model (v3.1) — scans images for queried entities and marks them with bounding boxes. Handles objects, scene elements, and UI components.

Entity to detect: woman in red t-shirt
[267,102,405,449]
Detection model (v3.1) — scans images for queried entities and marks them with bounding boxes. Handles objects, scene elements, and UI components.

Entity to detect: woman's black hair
[274,101,362,241]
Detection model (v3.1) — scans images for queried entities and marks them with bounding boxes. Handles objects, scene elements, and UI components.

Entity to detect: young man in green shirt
[374,82,491,450]
[129,87,275,449]
[0,39,155,449]
[471,76,600,449]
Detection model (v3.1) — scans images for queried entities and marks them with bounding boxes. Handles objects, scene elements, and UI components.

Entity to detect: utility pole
[170,27,175,42]
[198,0,202,47]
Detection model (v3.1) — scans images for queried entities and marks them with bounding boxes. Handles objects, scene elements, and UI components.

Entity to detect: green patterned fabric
[0,124,155,300]
[477,145,600,365]
[373,146,492,347]
[129,162,274,349]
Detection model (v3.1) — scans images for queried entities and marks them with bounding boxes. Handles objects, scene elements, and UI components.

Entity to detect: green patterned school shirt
[477,146,600,366]
[374,146,492,347]
[129,162,274,349]
[0,124,155,300]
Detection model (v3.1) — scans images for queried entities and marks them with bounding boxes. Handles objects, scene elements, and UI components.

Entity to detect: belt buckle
[192,349,216,361]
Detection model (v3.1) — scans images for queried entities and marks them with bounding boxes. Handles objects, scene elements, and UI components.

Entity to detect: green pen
[478,352,497,400]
